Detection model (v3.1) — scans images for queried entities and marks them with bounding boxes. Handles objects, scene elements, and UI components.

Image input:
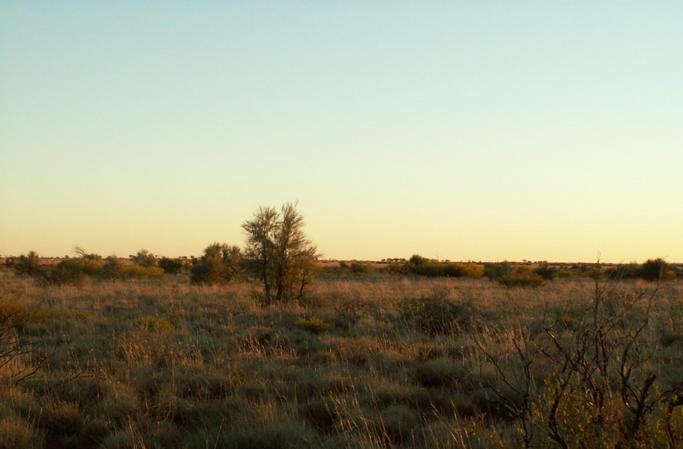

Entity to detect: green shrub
[12,251,42,277]
[497,267,545,287]
[99,257,128,280]
[158,257,184,274]
[126,264,164,279]
[350,262,372,274]
[295,318,330,334]
[639,258,676,281]
[456,263,485,278]
[606,263,641,279]
[402,255,484,278]
[533,264,556,280]
[48,257,104,284]
[100,257,163,280]
[139,315,175,334]
[484,262,511,280]
[131,249,157,267]
[190,243,242,284]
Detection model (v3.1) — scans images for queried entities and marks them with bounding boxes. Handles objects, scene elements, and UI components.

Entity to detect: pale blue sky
[1,2,682,261]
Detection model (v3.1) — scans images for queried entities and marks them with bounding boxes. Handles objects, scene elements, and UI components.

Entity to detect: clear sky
[1,2,682,262]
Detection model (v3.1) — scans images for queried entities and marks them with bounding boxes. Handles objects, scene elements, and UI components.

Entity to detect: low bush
[398,290,471,336]
[484,262,511,280]
[48,257,104,284]
[139,315,175,334]
[406,256,485,278]
[158,257,185,274]
[295,318,330,334]
[131,249,157,267]
[606,263,641,280]
[534,264,556,280]
[639,258,676,281]
[12,251,43,278]
[190,243,242,284]
[100,257,164,280]
[350,262,372,274]
[497,267,545,287]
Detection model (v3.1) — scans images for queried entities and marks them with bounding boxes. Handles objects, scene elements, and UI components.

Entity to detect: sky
[1,2,682,262]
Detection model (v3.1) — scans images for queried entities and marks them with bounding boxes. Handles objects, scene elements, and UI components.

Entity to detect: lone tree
[242,203,318,303]
[131,249,157,267]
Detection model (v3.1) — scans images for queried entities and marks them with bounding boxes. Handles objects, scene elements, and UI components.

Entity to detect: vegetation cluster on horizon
[3,250,679,289]
[0,203,681,449]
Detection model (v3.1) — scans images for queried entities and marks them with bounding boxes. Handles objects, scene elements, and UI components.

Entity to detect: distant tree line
[3,205,678,296]
[4,203,320,303]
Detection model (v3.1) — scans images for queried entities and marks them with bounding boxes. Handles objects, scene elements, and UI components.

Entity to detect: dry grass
[0,270,681,448]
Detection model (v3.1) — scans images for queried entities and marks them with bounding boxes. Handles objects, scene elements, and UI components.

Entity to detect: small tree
[131,249,157,267]
[12,251,42,277]
[242,203,318,303]
[190,243,242,284]
[639,258,675,281]
[159,257,184,274]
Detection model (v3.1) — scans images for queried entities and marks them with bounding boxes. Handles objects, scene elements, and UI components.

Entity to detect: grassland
[0,270,681,449]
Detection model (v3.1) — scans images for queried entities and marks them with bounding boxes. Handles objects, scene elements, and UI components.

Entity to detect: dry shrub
[398,289,472,336]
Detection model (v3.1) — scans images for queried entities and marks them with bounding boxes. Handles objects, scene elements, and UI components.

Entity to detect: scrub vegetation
[0,271,681,449]
[0,205,681,449]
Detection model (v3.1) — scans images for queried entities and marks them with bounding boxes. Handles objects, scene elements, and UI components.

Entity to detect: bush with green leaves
[639,258,676,281]
[295,318,330,334]
[606,263,641,280]
[158,257,184,274]
[47,257,104,284]
[242,203,318,303]
[497,266,545,288]
[400,255,484,278]
[12,251,42,277]
[99,257,163,280]
[534,264,556,280]
[484,262,512,280]
[190,243,242,284]
[350,262,372,274]
[130,249,157,267]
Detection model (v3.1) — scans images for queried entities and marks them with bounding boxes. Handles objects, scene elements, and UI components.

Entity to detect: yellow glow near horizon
[1,3,682,262]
